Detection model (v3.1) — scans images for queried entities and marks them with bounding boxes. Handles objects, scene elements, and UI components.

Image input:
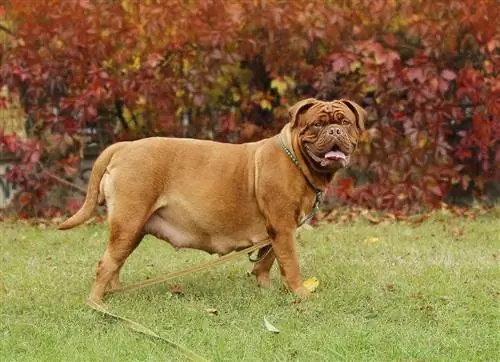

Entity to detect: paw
[256,274,271,288]
[87,294,104,306]
[107,281,123,292]
[252,270,271,288]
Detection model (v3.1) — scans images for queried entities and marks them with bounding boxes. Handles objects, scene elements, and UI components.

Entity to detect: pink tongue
[324,150,346,160]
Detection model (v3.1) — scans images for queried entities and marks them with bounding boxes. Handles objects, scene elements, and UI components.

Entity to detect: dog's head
[289,98,366,174]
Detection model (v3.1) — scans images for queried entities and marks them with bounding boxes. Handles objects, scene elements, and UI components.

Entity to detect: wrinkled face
[290,99,366,174]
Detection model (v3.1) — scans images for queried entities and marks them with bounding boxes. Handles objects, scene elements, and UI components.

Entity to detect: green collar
[278,133,323,225]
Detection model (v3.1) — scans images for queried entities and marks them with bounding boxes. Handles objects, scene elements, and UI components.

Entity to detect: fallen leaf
[51,216,65,225]
[407,214,430,226]
[452,227,465,239]
[410,293,425,300]
[263,317,279,334]
[362,210,381,224]
[168,284,184,296]
[363,237,380,244]
[303,277,320,293]
[205,308,218,316]
[383,283,396,292]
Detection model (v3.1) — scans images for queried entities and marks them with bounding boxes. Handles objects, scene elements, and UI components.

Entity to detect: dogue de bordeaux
[59,98,366,303]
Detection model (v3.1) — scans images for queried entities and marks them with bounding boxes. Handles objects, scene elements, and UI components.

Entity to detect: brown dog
[59,98,366,303]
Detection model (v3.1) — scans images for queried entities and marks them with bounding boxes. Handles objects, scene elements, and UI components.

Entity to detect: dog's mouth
[323,145,347,162]
[307,144,349,168]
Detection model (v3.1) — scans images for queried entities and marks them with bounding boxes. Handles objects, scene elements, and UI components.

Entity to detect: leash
[87,299,208,361]
[109,238,271,295]
[88,238,272,361]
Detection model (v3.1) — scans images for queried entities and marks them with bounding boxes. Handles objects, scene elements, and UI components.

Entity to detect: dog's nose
[328,128,342,136]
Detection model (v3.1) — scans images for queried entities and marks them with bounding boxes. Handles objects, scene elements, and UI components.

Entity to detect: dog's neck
[279,123,333,192]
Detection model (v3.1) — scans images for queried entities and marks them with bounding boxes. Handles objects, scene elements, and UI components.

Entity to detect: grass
[1,210,499,361]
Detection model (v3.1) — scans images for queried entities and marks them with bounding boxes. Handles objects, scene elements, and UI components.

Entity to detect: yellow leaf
[361,84,376,94]
[350,60,362,72]
[123,107,131,121]
[260,99,272,110]
[102,59,113,69]
[131,55,141,71]
[121,0,134,14]
[303,277,320,293]
[418,134,427,148]
[175,106,185,117]
[363,237,380,244]
[270,78,288,96]
[231,89,241,102]
[137,95,147,106]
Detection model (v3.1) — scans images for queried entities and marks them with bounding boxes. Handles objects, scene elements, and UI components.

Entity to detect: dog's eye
[341,119,350,125]
[313,122,322,128]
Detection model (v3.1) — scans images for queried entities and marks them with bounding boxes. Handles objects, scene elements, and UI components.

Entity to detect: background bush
[0,0,498,217]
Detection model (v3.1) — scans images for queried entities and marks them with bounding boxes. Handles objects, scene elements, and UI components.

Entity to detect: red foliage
[0,0,498,216]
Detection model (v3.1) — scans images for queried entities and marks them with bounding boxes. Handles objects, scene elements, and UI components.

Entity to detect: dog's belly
[143,211,268,256]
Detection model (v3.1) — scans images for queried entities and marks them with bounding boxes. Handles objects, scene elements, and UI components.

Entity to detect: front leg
[255,168,316,298]
[251,246,275,287]
[270,228,310,299]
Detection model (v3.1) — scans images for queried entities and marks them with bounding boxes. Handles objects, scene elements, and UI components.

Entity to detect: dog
[59,98,366,303]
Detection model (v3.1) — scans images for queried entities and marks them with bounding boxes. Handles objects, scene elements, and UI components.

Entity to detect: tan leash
[88,238,272,361]
[109,238,272,295]
[87,299,208,361]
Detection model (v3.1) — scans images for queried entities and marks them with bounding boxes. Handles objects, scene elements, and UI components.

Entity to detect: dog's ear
[289,98,318,128]
[340,99,366,132]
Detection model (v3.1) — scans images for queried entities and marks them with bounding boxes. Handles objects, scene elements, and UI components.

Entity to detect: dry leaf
[303,277,320,293]
[362,211,381,224]
[452,227,465,239]
[407,214,430,225]
[363,237,380,244]
[383,283,395,292]
[168,284,184,295]
[205,308,218,315]
[263,317,279,334]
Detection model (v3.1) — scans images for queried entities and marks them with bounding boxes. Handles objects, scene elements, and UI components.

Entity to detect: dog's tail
[58,142,129,230]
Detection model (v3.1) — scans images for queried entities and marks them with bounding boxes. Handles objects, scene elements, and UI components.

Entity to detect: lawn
[1,210,499,361]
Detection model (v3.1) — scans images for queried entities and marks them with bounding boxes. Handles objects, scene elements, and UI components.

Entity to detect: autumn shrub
[0,0,498,217]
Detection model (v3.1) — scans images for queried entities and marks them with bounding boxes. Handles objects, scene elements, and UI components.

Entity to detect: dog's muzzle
[308,125,353,168]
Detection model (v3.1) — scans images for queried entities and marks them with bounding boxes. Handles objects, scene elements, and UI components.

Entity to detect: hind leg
[107,232,145,292]
[89,215,148,303]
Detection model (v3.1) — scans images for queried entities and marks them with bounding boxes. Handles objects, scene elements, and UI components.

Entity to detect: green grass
[1,211,499,361]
